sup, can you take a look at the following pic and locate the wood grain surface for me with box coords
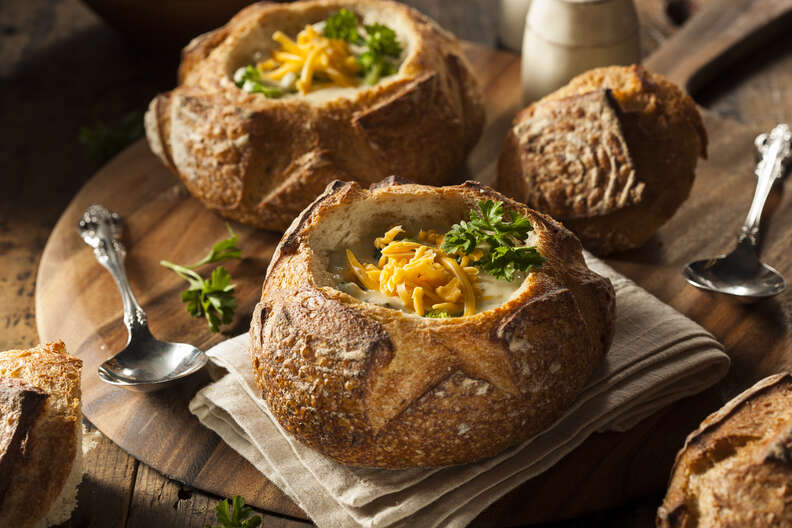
[4,0,792,526]
[645,0,792,93]
[34,32,792,525]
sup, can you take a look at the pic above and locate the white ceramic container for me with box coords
[521,0,640,103]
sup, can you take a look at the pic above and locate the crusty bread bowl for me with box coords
[0,341,83,528]
[497,65,707,255]
[657,373,792,528]
[249,178,615,468]
[145,0,485,231]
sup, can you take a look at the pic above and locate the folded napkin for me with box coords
[189,255,730,528]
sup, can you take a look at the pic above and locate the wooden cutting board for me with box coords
[35,1,792,525]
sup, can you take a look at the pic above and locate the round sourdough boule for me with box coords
[657,373,792,528]
[145,0,485,231]
[248,178,615,468]
[497,65,707,255]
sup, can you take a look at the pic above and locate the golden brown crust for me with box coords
[0,341,82,528]
[145,0,485,231]
[657,373,792,528]
[497,65,707,255]
[249,179,614,468]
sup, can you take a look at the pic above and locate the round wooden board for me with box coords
[35,42,792,525]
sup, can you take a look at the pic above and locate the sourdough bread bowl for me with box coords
[0,341,83,528]
[249,178,615,468]
[145,0,485,231]
[497,65,707,255]
[657,373,792,528]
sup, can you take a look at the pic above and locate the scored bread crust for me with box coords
[497,65,707,255]
[249,178,615,468]
[0,341,82,528]
[657,373,792,528]
[145,0,485,231]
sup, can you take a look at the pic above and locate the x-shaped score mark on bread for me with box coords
[250,180,613,467]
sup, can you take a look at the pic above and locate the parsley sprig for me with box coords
[442,200,545,281]
[323,10,402,85]
[79,111,144,164]
[205,495,261,528]
[160,225,242,333]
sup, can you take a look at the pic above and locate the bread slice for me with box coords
[657,373,792,527]
[0,379,48,499]
[0,341,83,528]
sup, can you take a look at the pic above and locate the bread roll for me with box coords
[0,341,83,528]
[497,65,707,255]
[145,0,484,231]
[657,373,792,528]
[249,178,614,468]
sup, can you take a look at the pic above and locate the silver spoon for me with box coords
[78,205,207,392]
[684,123,791,301]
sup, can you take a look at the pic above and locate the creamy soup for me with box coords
[330,235,533,318]
[334,265,526,315]
[233,9,404,99]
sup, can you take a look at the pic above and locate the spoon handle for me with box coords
[78,205,149,338]
[740,124,792,246]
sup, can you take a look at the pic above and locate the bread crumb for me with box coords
[81,423,102,454]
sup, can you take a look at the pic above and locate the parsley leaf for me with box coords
[323,8,361,43]
[79,111,144,164]
[479,245,544,281]
[442,200,544,281]
[195,224,242,266]
[234,65,284,98]
[161,226,242,333]
[205,495,262,528]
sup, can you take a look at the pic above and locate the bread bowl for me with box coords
[657,372,792,528]
[145,0,485,231]
[497,65,707,255]
[249,178,615,468]
[0,341,83,528]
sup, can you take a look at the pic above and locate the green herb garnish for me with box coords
[79,111,144,164]
[424,309,459,319]
[160,225,242,333]
[323,8,361,43]
[364,23,402,57]
[205,495,261,528]
[358,23,402,85]
[442,200,544,281]
[194,227,243,265]
[322,10,402,85]
[234,65,284,98]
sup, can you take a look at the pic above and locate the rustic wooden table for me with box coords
[2,0,791,526]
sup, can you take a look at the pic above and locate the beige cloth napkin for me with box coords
[188,256,730,528]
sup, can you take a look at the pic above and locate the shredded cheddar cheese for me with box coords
[345,228,481,317]
[258,24,360,94]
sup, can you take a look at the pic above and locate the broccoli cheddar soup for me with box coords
[333,200,545,317]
